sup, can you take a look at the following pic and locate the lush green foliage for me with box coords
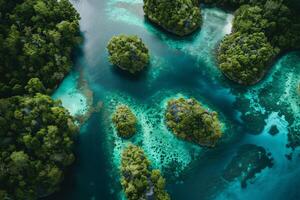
[165,98,222,147]
[233,3,300,50]
[214,0,300,84]
[121,144,170,200]
[112,105,137,138]
[218,32,278,84]
[0,0,80,97]
[107,35,150,73]
[0,94,78,199]
[143,0,202,36]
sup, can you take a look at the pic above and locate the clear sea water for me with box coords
[47,0,300,199]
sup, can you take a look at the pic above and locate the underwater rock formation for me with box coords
[223,144,273,188]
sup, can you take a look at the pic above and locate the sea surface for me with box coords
[47,0,300,199]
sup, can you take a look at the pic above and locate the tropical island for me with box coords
[120,144,170,200]
[165,97,222,147]
[207,0,300,85]
[0,0,80,198]
[143,0,202,36]
[112,105,137,138]
[0,94,78,199]
[107,35,150,74]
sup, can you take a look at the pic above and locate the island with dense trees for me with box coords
[0,94,78,199]
[143,0,202,36]
[0,0,81,97]
[218,32,277,84]
[107,35,150,74]
[120,144,170,200]
[0,0,80,199]
[203,0,300,84]
[165,97,222,147]
[112,105,137,138]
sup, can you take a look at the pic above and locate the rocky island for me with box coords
[165,97,222,147]
[120,144,170,200]
[143,0,202,36]
[112,105,137,138]
[107,35,150,74]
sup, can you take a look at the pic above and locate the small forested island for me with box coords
[210,0,300,84]
[120,144,170,200]
[165,97,222,147]
[112,105,137,138]
[143,0,202,36]
[0,0,81,97]
[0,94,78,199]
[218,32,277,84]
[107,35,150,74]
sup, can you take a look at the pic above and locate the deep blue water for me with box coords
[48,0,300,199]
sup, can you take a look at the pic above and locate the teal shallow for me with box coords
[48,0,300,199]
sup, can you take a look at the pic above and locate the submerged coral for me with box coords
[165,97,222,147]
[120,144,170,200]
[223,144,273,188]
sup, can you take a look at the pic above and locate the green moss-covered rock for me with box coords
[143,0,202,36]
[112,105,137,138]
[107,35,150,74]
[165,97,222,147]
[121,144,170,200]
[217,32,278,85]
[0,94,78,199]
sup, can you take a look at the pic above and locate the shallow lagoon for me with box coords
[48,0,300,199]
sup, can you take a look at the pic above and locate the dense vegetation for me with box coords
[0,94,78,199]
[143,0,202,36]
[218,32,277,84]
[165,98,222,147]
[112,105,137,138]
[208,0,300,84]
[107,35,150,74]
[0,0,80,199]
[0,0,81,97]
[121,144,170,200]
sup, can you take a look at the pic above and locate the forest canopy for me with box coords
[165,98,222,147]
[0,94,78,199]
[0,0,81,98]
[143,0,202,36]
[213,0,300,84]
[112,105,137,138]
[121,144,170,200]
[218,32,278,84]
[107,35,150,74]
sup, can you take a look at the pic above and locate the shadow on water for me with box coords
[45,114,116,200]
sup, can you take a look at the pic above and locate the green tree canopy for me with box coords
[0,0,80,98]
[0,94,78,199]
[107,35,150,74]
[143,0,202,36]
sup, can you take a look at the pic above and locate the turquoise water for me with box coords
[48,0,300,199]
